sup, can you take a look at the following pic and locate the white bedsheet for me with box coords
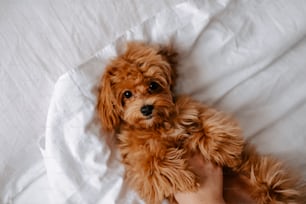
[0,0,180,203]
[1,0,306,203]
[43,0,306,203]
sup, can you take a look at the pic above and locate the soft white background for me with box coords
[0,0,180,203]
[1,0,306,203]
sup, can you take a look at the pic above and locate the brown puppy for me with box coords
[97,42,304,204]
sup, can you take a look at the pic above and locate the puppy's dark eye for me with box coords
[149,81,160,91]
[123,91,132,99]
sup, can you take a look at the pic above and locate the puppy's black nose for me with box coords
[140,105,154,116]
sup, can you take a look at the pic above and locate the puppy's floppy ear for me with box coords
[97,70,121,132]
[157,45,178,90]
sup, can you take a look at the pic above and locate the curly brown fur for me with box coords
[97,42,305,204]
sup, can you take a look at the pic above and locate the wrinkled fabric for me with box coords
[43,0,306,203]
[0,0,181,203]
[2,0,306,203]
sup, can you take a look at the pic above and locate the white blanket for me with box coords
[2,0,306,203]
[0,0,180,203]
[43,0,306,203]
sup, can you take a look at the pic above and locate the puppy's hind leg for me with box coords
[128,147,198,204]
[237,145,304,204]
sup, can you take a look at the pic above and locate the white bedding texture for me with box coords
[1,0,306,203]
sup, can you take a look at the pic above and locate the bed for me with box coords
[1,0,306,203]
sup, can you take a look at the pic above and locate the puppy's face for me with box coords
[98,42,177,131]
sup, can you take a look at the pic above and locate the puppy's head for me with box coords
[98,42,177,132]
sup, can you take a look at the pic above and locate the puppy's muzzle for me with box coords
[140,105,154,116]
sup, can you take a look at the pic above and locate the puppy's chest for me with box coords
[119,122,203,154]
[164,122,203,147]
[168,107,204,138]
[150,125,200,150]
[118,105,204,157]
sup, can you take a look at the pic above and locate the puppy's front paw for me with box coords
[187,133,242,168]
[186,109,244,168]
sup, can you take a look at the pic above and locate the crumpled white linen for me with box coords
[43,0,306,203]
[0,0,182,203]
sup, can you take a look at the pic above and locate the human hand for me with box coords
[174,152,256,204]
[174,153,225,204]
